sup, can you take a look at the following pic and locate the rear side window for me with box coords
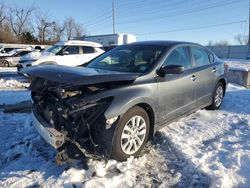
[65,46,80,55]
[191,47,210,66]
[82,46,95,54]
[163,47,191,68]
[18,51,30,56]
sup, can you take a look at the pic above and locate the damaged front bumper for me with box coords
[32,105,65,149]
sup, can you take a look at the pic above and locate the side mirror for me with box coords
[158,64,184,76]
[62,51,69,55]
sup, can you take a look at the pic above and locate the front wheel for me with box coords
[207,82,224,110]
[111,106,150,161]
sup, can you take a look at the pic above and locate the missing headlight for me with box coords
[106,116,118,129]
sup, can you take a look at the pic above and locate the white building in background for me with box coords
[83,33,136,47]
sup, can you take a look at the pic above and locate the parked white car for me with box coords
[17,40,104,71]
[0,47,19,54]
[0,48,33,67]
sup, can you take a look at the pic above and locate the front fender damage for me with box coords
[30,77,122,166]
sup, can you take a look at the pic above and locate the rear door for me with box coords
[59,46,81,66]
[190,46,217,107]
[80,46,99,64]
[157,46,197,122]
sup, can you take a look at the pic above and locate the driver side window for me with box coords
[163,47,191,68]
[64,46,80,55]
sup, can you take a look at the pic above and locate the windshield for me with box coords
[8,49,18,55]
[87,45,165,73]
[46,45,64,54]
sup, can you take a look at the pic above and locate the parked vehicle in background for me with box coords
[17,40,104,71]
[0,47,19,54]
[0,49,33,67]
[22,41,227,163]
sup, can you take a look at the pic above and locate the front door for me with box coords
[157,46,197,123]
[190,46,217,107]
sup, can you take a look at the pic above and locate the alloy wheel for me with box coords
[120,115,147,155]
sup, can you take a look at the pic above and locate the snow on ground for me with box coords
[0,73,250,187]
[0,78,30,89]
[0,90,30,105]
[224,59,250,71]
[0,68,30,89]
[0,67,17,73]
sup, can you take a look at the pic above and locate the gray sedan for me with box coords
[22,41,227,163]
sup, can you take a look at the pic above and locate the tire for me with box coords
[111,106,150,161]
[2,60,10,67]
[206,82,224,110]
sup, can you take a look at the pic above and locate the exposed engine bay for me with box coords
[30,77,121,165]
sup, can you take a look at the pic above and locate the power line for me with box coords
[137,20,247,36]
[118,0,209,16]
[117,0,243,25]
[84,14,112,28]
[117,0,197,14]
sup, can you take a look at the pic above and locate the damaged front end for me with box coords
[30,77,119,164]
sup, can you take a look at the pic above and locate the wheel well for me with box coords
[218,79,226,96]
[136,103,155,139]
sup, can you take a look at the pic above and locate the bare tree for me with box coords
[64,17,84,39]
[51,22,65,42]
[0,3,6,26]
[36,14,55,44]
[234,34,248,45]
[214,40,230,47]
[9,6,35,40]
[74,23,85,38]
[64,17,75,39]
[0,23,15,43]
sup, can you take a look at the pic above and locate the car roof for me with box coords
[16,48,32,51]
[130,40,199,47]
[54,40,103,47]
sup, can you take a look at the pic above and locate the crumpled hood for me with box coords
[21,65,139,86]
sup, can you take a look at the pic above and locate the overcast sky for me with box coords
[1,0,248,45]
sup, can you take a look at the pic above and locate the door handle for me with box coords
[191,75,197,81]
[212,67,217,73]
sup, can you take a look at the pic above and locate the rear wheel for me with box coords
[2,60,10,67]
[111,106,150,161]
[207,82,224,110]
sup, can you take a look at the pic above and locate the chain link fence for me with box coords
[207,45,250,59]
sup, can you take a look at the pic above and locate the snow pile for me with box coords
[224,59,250,71]
[0,67,17,73]
[0,78,30,89]
[0,84,249,187]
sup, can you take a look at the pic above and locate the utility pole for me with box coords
[248,0,250,44]
[112,0,116,34]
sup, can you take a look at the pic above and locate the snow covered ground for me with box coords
[0,67,17,73]
[0,69,250,187]
[0,67,29,90]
